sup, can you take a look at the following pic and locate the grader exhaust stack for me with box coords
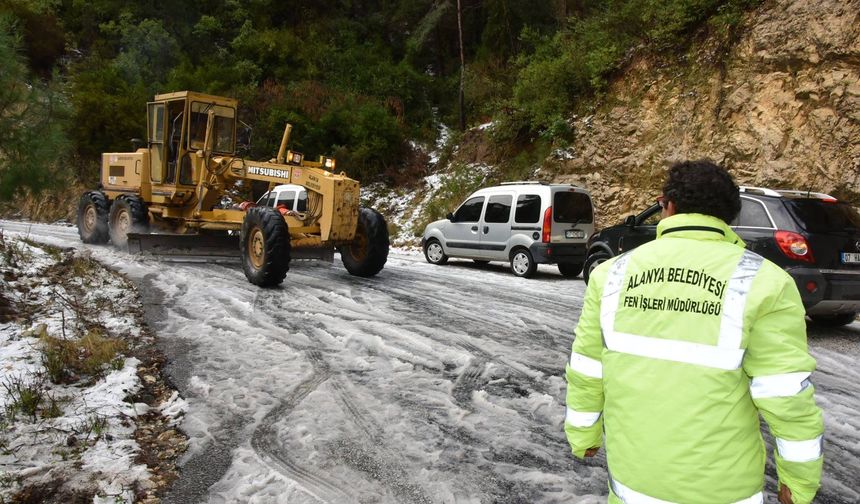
[76,91,388,286]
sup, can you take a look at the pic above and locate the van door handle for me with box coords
[483,226,489,233]
[471,226,478,232]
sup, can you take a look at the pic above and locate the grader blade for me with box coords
[126,233,336,263]
[127,233,240,263]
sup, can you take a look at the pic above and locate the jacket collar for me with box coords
[656,213,746,247]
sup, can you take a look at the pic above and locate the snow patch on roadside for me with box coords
[0,235,170,503]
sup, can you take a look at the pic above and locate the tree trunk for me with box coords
[457,0,466,131]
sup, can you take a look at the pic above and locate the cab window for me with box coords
[147,103,165,183]
[188,102,236,153]
[454,197,484,223]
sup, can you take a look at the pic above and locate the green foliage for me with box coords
[2,373,46,422]
[0,16,69,201]
[503,0,760,138]
[415,161,490,235]
[0,0,761,196]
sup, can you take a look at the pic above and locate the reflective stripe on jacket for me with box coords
[565,213,824,504]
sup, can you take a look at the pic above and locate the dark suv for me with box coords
[584,186,860,326]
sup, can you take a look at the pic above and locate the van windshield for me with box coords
[786,200,860,233]
[554,192,593,223]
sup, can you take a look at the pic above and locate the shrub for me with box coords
[2,374,46,422]
[40,329,127,384]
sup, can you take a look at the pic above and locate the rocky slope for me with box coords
[541,0,860,226]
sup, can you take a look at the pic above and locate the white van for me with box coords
[421,182,594,278]
[256,184,308,213]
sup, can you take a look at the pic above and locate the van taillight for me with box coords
[774,230,814,263]
[542,207,552,243]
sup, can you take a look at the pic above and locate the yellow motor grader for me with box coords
[76,91,389,286]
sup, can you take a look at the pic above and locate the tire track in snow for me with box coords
[249,349,354,503]
[327,378,434,504]
[251,296,436,504]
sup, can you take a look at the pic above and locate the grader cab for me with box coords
[76,91,389,286]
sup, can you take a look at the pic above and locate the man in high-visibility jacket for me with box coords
[565,160,823,504]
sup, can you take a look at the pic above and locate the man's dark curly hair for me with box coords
[662,160,741,223]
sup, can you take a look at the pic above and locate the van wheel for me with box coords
[558,263,583,278]
[583,251,610,285]
[510,248,536,278]
[424,239,448,265]
[809,313,857,327]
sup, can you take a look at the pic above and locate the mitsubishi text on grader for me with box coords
[76,91,389,286]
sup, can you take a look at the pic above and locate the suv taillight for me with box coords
[774,230,815,263]
[542,207,552,243]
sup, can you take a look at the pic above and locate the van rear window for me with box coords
[554,192,593,223]
[786,200,860,233]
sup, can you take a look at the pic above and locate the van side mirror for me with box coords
[130,138,144,150]
[624,215,636,227]
[446,212,455,222]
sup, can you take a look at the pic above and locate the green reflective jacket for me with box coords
[565,213,824,504]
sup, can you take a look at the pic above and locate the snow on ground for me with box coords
[364,161,496,248]
[2,220,859,504]
[0,231,183,503]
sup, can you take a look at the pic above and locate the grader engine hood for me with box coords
[224,159,361,243]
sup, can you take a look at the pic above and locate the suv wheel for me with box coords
[510,248,536,278]
[583,251,611,284]
[809,313,857,327]
[558,263,583,278]
[424,239,448,265]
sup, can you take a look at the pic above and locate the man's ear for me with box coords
[665,201,677,216]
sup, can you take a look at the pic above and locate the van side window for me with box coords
[515,194,541,223]
[454,196,485,223]
[485,195,513,223]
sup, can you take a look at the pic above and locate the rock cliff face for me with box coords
[551,0,860,227]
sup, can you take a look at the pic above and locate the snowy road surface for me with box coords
[3,220,859,504]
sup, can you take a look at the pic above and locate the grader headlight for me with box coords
[286,150,303,165]
[324,157,336,170]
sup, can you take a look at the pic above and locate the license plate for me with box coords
[841,252,860,264]
[565,229,585,239]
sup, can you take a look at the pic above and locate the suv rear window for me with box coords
[554,192,593,223]
[786,200,860,233]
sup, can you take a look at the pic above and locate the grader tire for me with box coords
[77,191,110,244]
[241,207,291,287]
[340,208,389,277]
[108,195,149,248]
